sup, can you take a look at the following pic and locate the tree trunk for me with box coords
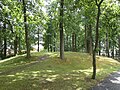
[47,34,50,52]
[118,36,120,59]
[106,29,109,57]
[0,38,2,59]
[23,0,31,58]
[89,24,93,54]
[3,23,7,59]
[75,34,77,51]
[98,40,101,56]
[85,25,87,52]
[48,43,50,52]
[50,43,52,52]
[70,35,72,51]
[4,37,7,59]
[18,34,21,54]
[92,0,104,79]
[37,29,40,52]
[77,36,80,51]
[50,34,52,52]
[112,46,114,59]
[85,24,93,54]
[72,33,77,52]
[14,35,18,56]
[92,50,96,79]
[59,0,64,60]
[50,46,52,52]
[72,33,75,52]
[54,33,56,52]
[66,35,68,51]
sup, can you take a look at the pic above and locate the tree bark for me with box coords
[3,38,7,58]
[92,0,104,79]
[66,35,68,51]
[59,0,64,60]
[14,35,18,56]
[98,40,101,56]
[54,33,56,52]
[75,34,77,51]
[85,25,87,52]
[106,29,109,57]
[89,24,93,54]
[37,29,40,52]
[0,38,2,59]
[85,24,93,54]
[118,36,120,59]
[72,33,77,52]
[112,46,114,59]
[50,34,52,52]
[18,34,21,54]
[3,23,7,59]
[72,33,75,52]
[47,34,50,52]
[22,0,31,58]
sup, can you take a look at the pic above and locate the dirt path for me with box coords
[91,71,120,90]
[0,55,49,75]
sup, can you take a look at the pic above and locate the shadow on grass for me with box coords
[0,69,95,90]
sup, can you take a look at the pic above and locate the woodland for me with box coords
[0,0,120,89]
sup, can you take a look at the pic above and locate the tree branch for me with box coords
[95,0,99,6]
[99,0,104,6]
[95,0,104,6]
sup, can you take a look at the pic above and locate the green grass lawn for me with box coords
[0,52,120,90]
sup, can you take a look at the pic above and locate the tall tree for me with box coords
[85,24,93,54]
[92,0,104,79]
[72,32,75,52]
[118,36,120,59]
[37,28,40,52]
[22,0,31,58]
[59,0,64,60]
[3,23,7,59]
[14,35,18,56]
[106,29,110,57]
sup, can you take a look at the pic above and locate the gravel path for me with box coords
[92,71,120,90]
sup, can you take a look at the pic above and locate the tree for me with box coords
[118,36,120,58]
[85,24,93,54]
[92,0,104,79]
[22,0,31,58]
[0,0,45,60]
[3,23,7,59]
[59,0,64,60]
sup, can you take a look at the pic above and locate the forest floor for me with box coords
[0,52,120,90]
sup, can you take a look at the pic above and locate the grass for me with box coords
[0,51,48,73]
[0,52,120,90]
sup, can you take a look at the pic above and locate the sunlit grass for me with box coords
[0,52,120,90]
[0,51,48,73]
[0,54,26,63]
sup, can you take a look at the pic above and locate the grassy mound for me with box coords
[0,52,120,90]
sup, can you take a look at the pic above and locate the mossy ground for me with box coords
[0,52,120,90]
